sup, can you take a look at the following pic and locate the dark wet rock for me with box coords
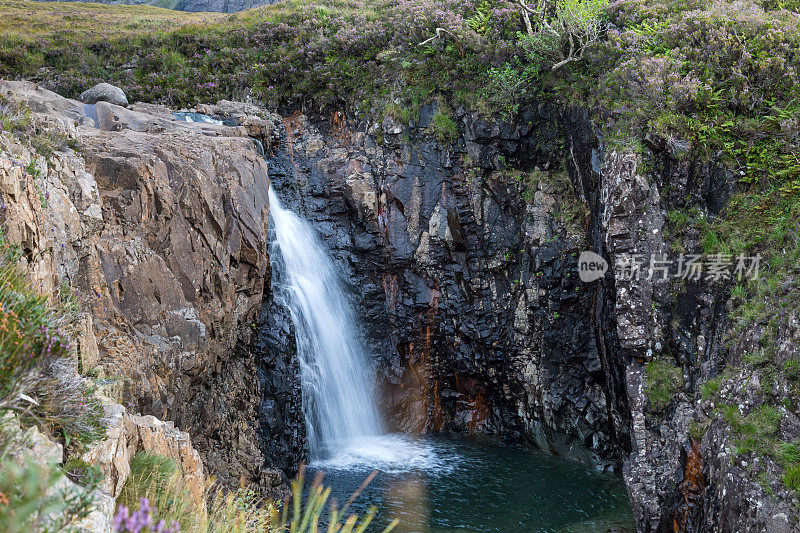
[254,262,309,480]
[260,101,798,532]
[263,107,627,471]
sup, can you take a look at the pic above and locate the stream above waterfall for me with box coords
[309,433,634,533]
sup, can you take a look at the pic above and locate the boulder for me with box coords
[79,83,128,107]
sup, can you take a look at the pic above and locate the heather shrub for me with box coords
[0,233,105,444]
[0,237,69,405]
[114,498,180,533]
[597,0,800,161]
[0,0,525,111]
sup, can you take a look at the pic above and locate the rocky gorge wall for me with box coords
[4,76,797,533]
[0,81,278,492]
[262,103,631,471]
[261,101,799,531]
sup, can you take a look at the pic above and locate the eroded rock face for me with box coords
[263,102,799,531]
[4,77,796,532]
[124,413,206,508]
[596,143,799,532]
[264,103,630,470]
[0,81,275,489]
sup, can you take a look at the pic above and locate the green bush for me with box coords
[0,419,96,533]
[0,459,95,532]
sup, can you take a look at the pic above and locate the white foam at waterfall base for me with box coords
[311,434,460,476]
[268,186,459,477]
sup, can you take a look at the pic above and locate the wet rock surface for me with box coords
[3,77,797,532]
[263,102,799,531]
[264,104,629,470]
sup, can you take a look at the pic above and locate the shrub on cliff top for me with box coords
[0,0,524,111]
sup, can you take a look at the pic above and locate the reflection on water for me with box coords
[308,434,634,533]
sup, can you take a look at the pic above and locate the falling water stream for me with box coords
[267,186,385,458]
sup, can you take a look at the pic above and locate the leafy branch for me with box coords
[512,0,608,70]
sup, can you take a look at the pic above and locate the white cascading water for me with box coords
[268,186,385,460]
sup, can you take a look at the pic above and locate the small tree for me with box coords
[513,0,608,70]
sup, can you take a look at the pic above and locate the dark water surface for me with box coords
[308,434,634,533]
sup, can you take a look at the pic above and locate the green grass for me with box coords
[783,463,800,496]
[427,105,458,144]
[117,451,201,532]
[700,375,723,401]
[718,403,800,495]
[645,358,684,414]
[0,0,222,44]
[118,452,398,532]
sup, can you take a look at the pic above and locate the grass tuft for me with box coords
[645,358,684,414]
[117,451,201,532]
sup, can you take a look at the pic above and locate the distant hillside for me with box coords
[33,0,281,13]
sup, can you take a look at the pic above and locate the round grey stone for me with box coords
[79,83,128,107]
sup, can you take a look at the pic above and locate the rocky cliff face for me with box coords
[601,145,799,531]
[263,104,630,470]
[0,81,276,490]
[262,102,798,530]
[4,77,796,532]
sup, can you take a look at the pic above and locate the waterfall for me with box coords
[267,186,384,460]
